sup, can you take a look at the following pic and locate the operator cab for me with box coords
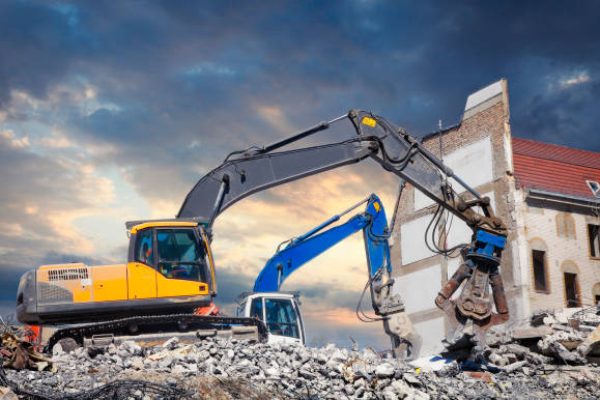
[237,292,305,345]
[126,220,217,300]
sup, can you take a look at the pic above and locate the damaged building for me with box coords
[391,79,600,355]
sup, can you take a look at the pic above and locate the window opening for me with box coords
[592,283,600,305]
[586,180,600,198]
[564,273,581,308]
[589,225,600,258]
[532,250,548,292]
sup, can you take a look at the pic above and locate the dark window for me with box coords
[250,297,263,320]
[532,250,548,292]
[589,225,600,258]
[564,273,581,308]
[595,294,600,305]
[135,229,154,266]
[264,298,300,339]
[586,180,600,198]
[156,229,208,281]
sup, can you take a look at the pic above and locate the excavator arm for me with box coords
[252,195,386,292]
[252,194,401,312]
[179,110,509,351]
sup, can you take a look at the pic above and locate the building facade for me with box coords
[391,79,600,356]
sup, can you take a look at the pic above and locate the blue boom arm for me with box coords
[253,194,391,293]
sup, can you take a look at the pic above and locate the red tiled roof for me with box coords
[512,137,600,200]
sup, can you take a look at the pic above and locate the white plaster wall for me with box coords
[447,258,461,280]
[394,264,441,313]
[400,214,436,264]
[465,81,503,111]
[413,317,446,356]
[445,218,473,250]
[414,137,493,210]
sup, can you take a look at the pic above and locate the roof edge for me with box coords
[526,188,600,208]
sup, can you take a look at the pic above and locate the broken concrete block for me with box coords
[500,343,531,359]
[374,363,395,378]
[512,326,553,340]
[541,341,586,364]
[577,324,600,359]
[503,360,527,373]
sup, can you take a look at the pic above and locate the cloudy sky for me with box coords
[1,0,599,349]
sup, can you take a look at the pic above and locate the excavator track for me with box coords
[45,314,268,353]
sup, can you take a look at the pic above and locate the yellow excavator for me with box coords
[17,220,271,350]
[16,110,509,354]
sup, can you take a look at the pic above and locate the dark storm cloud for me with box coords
[0,1,88,103]
[3,1,599,179]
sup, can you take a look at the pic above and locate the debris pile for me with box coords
[0,332,598,400]
[1,307,600,399]
[484,306,600,370]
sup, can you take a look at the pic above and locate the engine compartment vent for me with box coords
[48,267,89,281]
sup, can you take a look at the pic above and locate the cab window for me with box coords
[155,229,208,282]
[264,298,299,339]
[236,300,247,317]
[250,297,263,319]
[134,229,154,266]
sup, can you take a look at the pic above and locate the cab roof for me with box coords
[125,218,208,234]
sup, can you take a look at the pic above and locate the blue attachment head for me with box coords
[467,229,507,266]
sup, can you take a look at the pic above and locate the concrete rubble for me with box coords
[484,306,600,368]
[0,307,599,399]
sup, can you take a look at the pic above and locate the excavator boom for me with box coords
[178,110,504,236]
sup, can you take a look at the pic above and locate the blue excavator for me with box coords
[238,193,415,354]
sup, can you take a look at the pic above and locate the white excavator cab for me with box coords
[237,292,305,345]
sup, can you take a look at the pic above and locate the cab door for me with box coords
[128,228,157,299]
[262,296,304,345]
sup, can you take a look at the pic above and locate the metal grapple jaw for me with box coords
[435,230,509,350]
